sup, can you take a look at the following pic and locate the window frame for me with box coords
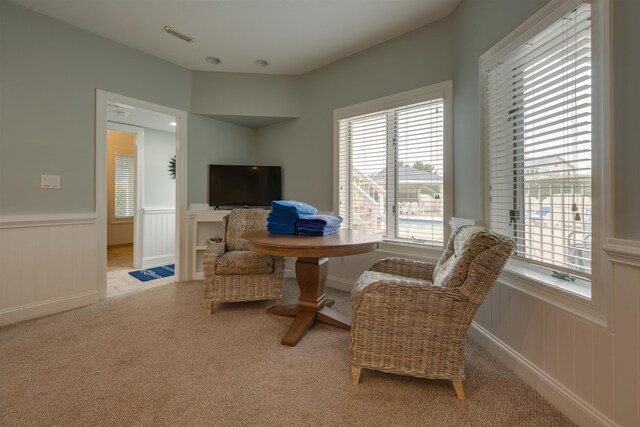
[114,152,135,220]
[479,0,612,326]
[108,143,136,225]
[333,81,453,253]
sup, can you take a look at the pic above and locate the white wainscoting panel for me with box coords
[468,238,640,427]
[141,208,175,268]
[0,214,99,326]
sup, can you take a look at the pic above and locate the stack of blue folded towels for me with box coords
[267,200,318,235]
[297,215,344,236]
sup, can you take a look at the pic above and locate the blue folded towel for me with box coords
[297,215,343,229]
[267,200,317,235]
[267,212,305,222]
[298,226,340,236]
[267,222,294,229]
[297,215,343,236]
[267,222,297,234]
[268,228,294,232]
[268,228,295,235]
[268,211,296,218]
[268,224,293,231]
[267,216,295,226]
[271,200,317,216]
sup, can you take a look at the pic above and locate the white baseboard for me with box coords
[0,291,100,326]
[326,275,353,292]
[141,255,175,269]
[285,272,353,292]
[469,323,616,427]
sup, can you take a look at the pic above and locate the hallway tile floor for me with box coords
[107,245,174,298]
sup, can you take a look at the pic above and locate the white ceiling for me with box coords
[107,103,177,133]
[11,0,461,75]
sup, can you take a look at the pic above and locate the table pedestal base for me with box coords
[267,257,350,346]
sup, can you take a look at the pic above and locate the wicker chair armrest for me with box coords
[369,257,436,281]
[353,278,459,305]
[203,242,226,282]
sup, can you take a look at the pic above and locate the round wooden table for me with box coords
[243,229,381,347]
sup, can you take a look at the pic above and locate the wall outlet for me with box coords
[41,175,60,189]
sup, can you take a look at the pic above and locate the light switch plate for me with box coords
[41,175,60,189]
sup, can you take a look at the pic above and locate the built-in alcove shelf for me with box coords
[187,207,231,280]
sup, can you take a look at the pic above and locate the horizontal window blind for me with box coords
[486,3,592,276]
[115,153,135,218]
[338,98,444,245]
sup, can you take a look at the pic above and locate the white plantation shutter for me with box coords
[486,3,592,277]
[338,98,445,245]
[115,153,135,218]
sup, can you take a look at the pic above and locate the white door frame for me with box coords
[96,90,188,300]
[106,122,145,268]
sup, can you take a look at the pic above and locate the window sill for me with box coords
[499,260,607,327]
[378,239,442,262]
[505,260,591,299]
[110,217,133,225]
[378,238,607,326]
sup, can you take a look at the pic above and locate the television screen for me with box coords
[208,165,282,208]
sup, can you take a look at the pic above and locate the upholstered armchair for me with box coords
[350,226,514,399]
[203,209,285,314]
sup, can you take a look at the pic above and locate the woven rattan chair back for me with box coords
[350,226,514,399]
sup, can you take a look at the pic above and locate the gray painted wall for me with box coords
[613,0,640,239]
[0,0,188,214]
[187,113,257,206]
[451,0,639,238]
[256,19,452,211]
[254,1,550,215]
[256,0,639,239]
[191,72,302,119]
[449,0,550,220]
[0,0,255,215]
[143,128,176,208]
[2,0,638,240]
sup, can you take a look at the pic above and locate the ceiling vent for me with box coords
[162,26,194,43]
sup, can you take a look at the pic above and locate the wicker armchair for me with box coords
[350,226,514,399]
[203,209,284,314]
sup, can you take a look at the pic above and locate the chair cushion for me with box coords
[216,251,274,275]
[225,209,269,251]
[432,226,502,288]
[352,270,433,296]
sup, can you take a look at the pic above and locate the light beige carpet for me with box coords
[0,279,574,426]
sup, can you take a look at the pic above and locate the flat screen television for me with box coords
[208,164,282,208]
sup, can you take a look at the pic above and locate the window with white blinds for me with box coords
[115,153,135,218]
[337,89,448,246]
[485,3,592,278]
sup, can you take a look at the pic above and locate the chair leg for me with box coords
[274,298,282,306]
[206,302,214,315]
[351,366,362,385]
[452,380,465,400]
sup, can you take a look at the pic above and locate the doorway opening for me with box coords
[96,90,187,300]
